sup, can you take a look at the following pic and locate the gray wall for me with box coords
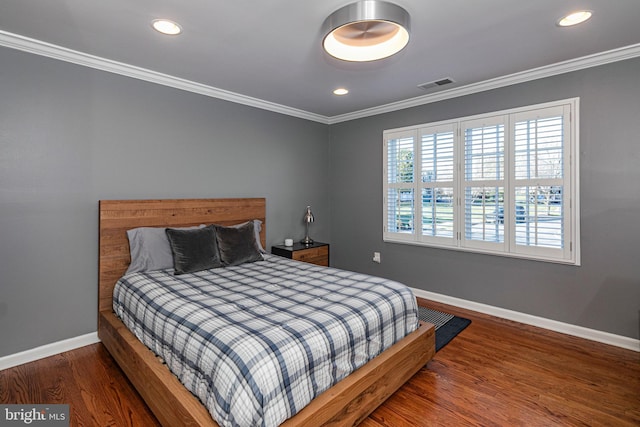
[1,45,638,359]
[0,46,330,357]
[329,57,640,340]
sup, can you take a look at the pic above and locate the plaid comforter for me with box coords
[113,254,419,427]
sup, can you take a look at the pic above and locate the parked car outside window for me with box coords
[486,205,526,224]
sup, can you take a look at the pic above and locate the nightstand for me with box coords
[271,242,330,267]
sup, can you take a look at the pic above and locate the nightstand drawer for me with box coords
[292,246,329,265]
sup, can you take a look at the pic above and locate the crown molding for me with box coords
[328,43,640,124]
[0,30,330,124]
[1,30,638,126]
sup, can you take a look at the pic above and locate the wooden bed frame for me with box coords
[98,198,435,426]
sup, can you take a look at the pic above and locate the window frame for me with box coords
[383,98,580,265]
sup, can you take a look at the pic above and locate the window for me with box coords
[383,99,580,265]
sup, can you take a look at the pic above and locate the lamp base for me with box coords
[301,236,314,245]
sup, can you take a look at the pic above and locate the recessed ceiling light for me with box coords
[333,88,349,96]
[152,19,182,35]
[557,10,593,27]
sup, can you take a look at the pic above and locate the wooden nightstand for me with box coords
[271,242,330,267]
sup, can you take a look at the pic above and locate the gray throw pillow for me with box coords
[229,219,266,253]
[215,221,264,266]
[165,225,222,275]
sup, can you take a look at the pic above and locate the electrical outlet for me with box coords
[372,252,381,263]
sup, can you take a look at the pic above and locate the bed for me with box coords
[98,198,435,426]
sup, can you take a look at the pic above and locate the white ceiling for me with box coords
[1,0,640,122]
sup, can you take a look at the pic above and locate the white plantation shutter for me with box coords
[419,124,456,244]
[383,99,579,265]
[511,106,572,260]
[462,117,506,251]
[384,130,417,240]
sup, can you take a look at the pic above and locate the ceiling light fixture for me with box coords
[323,1,410,62]
[333,88,349,95]
[152,19,182,35]
[557,10,593,27]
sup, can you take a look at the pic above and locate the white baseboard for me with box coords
[412,288,640,352]
[0,332,100,371]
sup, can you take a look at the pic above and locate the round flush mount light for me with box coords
[557,10,593,27]
[323,1,410,62]
[333,88,349,95]
[152,19,182,35]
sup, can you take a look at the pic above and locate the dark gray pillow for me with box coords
[229,219,266,253]
[165,225,222,275]
[215,221,264,266]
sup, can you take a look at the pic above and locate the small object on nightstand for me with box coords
[284,238,294,247]
[272,241,329,267]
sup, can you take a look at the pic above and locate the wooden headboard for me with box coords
[98,198,266,312]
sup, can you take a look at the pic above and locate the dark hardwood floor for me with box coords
[0,339,159,426]
[1,299,638,426]
[366,299,639,426]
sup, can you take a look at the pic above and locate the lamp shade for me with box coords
[304,206,314,223]
[323,1,410,62]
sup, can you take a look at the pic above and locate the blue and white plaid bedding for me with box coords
[113,254,419,427]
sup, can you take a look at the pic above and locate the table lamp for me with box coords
[301,206,314,245]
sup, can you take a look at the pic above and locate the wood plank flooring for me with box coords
[366,299,640,426]
[1,299,638,426]
[0,341,158,426]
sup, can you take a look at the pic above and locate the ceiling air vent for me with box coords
[417,77,455,90]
